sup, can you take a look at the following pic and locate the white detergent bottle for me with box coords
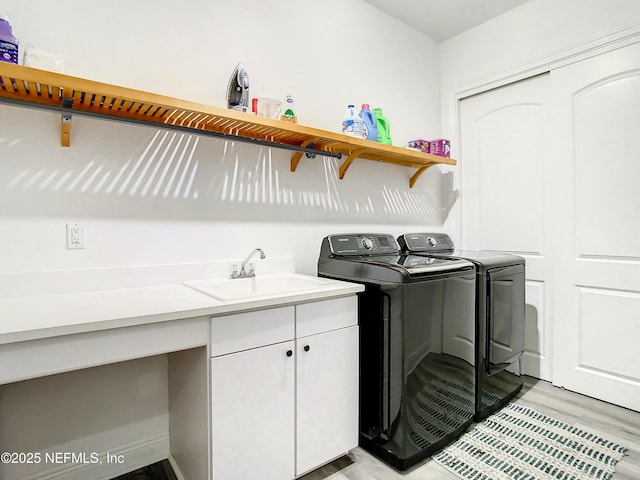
[342,104,366,138]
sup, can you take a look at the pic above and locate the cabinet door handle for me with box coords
[286,350,293,357]
[304,345,310,352]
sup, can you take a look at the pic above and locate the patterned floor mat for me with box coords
[433,403,628,480]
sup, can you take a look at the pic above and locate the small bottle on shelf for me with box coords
[360,104,378,141]
[342,104,366,138]
[0,15,19,64]
[372,107,392,144]
[280,94,297,123]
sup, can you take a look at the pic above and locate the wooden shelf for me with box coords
[0,63,456,187]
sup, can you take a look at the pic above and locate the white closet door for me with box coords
[460,74,553,381]
[549,41,640,411]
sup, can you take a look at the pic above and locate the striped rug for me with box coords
[433,403,628,480]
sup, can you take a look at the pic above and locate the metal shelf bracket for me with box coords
[60,89,73,147]
[61,112,72,147]
[291,138,317,171]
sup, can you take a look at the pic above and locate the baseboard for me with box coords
[10,434,170,480]
[167,455,185,480]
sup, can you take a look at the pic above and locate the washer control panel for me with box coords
[328,234,400,256]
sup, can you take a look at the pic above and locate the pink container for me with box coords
[408,139,430,153]
[429,138,450,158]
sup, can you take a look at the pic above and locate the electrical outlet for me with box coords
[66,223,85,249]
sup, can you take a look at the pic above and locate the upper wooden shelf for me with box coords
[0,63,455,187]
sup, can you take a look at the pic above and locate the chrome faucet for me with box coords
[230,248,266,279]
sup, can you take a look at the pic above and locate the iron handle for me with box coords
[286,350,293,357]
[304,345,310,352]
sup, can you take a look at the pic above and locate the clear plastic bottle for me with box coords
[0,15,19,64]
[342,104,366,138]
[280,94,297,123]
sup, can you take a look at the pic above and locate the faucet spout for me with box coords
[231,248,266,279]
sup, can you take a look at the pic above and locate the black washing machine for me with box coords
[317,233,477,470]
[398,233,525,421]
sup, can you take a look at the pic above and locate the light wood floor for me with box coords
[302,376,640,480]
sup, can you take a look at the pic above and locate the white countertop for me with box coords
[0,260,363,346]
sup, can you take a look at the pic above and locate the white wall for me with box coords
[0,3,447,476]
[0,0,451,279]
[440,0,640,142]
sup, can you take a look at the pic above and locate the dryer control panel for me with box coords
[327,234,400,256]
[398,233,455,253]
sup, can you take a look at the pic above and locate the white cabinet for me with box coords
[210,296,359,479]
[210,306,295,480]
[211,339,296,480]
[295,325,359,476]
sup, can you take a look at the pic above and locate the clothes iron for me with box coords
[226,63,250,112]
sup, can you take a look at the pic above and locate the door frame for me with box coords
[451,21,640,102]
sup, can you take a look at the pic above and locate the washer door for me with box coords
[486,264,525,375]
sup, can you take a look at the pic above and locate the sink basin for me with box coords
[183,274,333,301]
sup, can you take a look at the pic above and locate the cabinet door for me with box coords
[295,326,359,476]
[211,341,295,480]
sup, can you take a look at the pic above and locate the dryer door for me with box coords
[486,264,525,375]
